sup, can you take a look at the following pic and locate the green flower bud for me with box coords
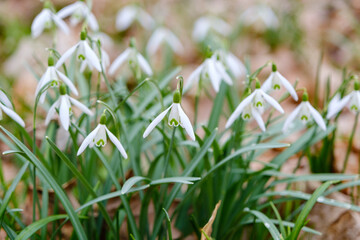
[302,91,309,101]
[80,31,87,41]
[272,63,277,72]
[255,79,261,89]
[205,46,213,59]
[59,83,67,95]
[173,90,181,103]
[48,56,54,66]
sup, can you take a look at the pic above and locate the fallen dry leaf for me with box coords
[201,200,221,240]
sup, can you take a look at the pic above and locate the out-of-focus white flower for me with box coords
[80,33,110,72]
[217,50,246,79]
[36,56,78,103]
[185,51,233,92]
[283,92,326,132]
[0,90,25,127]
[31,3,69,38]
[57,1,99,31]
[262,63,298,101]
[143,90,195,140]
[116,5,155,31]
[56,31,102,72]
[192,16,232,42]
[226,81,284,129]
[45,84,92,131]
[108,39,152,76]
[77,113,127,158]
[146,27,184,56]
[327,81,360,119]
[239,5,279,29]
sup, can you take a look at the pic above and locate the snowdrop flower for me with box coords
[239,5,279,29]
[146,27,184,56]
[77,113,127,158]
[108,39,152,76]
[31,2,69,38]
[226,81,284,129]
[80,34,110,72]
[143,90,195,140]
[192,16,232,42]
[116,5,155,31]
[327,81,360,119]
[36,56,78,103]
[0,90,25,127]
[45,84,92,131]
[57,0,99,31]
[283,92,326,132]
[262,63,298,101]
[185,51,233,92]
[56,31,102,72]
[217,50,246,79]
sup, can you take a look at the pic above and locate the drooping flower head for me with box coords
[0,89,25,127]
[116,5,155,31]
[57,0,99,31]
[239,5,279,30]
[226,80,284,131]
[283,91,326,132]
[192,16,232,42]
[143,77,195,140]
[77,112,128,158]
[261,63,298,101]
[36,55,78,103]
[56,30,102,72]
[327,79,360,119]
[216,50,246,79]
[184,48,233,92]
[146,27,184,56]
[108,38,153,77]
[31,1,70,38]
[45,83,93,131]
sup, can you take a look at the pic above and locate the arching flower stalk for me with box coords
[77,112,128,158]
[262,63,298,101]
[36,56,78,103]
[45,84,93,131]
[283,91,326,132]
[56,31,102,72]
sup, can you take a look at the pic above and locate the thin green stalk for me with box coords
[163,127,176,177]
[342,113,359,173]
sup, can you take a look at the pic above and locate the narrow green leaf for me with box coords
[244,209,282,240]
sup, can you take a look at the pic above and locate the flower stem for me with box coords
[164,127,176,177]
[342,112,359,173]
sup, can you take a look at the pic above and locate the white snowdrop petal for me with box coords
[45,100,59,125]
[214,60,232,85]
[166,30,184,55]
[178,105,195,141]
[226,53,245,78]
[77,125,100,155]
[31,10,50,38]
[105,127,128,159]
[192,18,210,42]
[326,94,351,119]
[261,91,284,113]
[282,103,302,132]
[108,48,131,75]
[137,9,155,30]
[143,105,172,138]
[184,64,203,92]
[251,107,265,132]
[59,96,70,131]
[136,53,153,76]
[69,97,93,116]
[306,102,326,130]
[87,13,99,31]
[57,2,82,18]
[207,59,221,92]
[146,28,166,56]
[225,92,256,128]
[0,103,25,127]
[278,72,298,101]
[56,44,79,68]
[83,42,102,72]
[52,13,70,34]
[0,90,12,109]
[261,72,274,93]
[115,6,137,31]
[56,70,78,96]
[212,17,232,36]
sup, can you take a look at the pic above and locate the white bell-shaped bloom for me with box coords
[226,83,284,129]
[146,27,184,56]
[115,5,155,31]
[57,1,99,31]
[36,56,78,103]
[192,16,232,42]
[31,7,69,38]
[327,89,360,119]
[45,85,92,131]
[262,64,298,101]
[108,41,152,76]
[56,31,102,72]
[217,50,246,79]
[0,90,25,127]
[143,91,195,140]
[185,53,233,92]
[283,93,326,132]
[239,5,279,29]
[77,114,127,158]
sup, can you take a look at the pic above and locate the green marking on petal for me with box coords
[50,80,59,87]
[351,105,358,111]
[273,84,280,90]
[256,102,263,108]
[96,139,105,147]
[169,119,179,126]
[78,54,85,61]
[243,114,251,119]
[301,115,308,121]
